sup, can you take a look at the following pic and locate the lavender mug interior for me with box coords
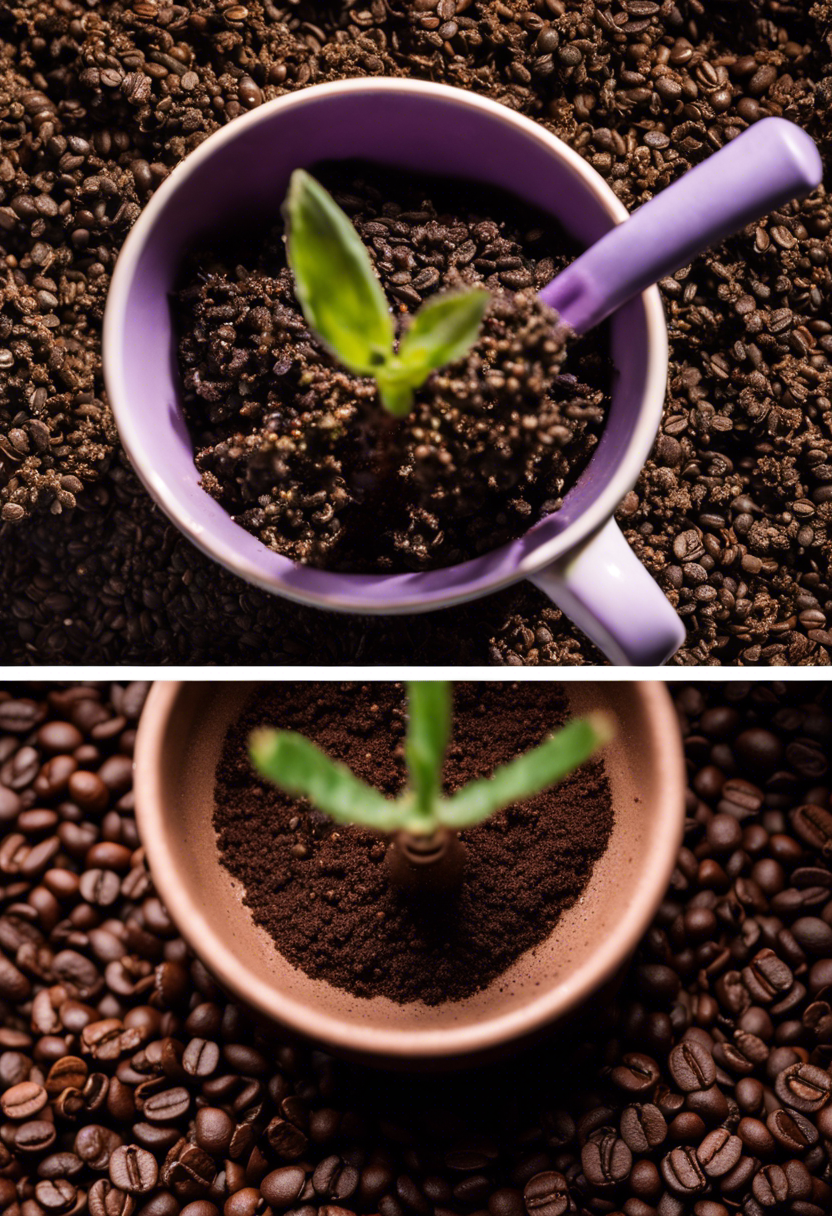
[103,79,679,664]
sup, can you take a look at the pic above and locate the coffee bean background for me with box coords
[0,4,831,664]
[2,681,832,1216]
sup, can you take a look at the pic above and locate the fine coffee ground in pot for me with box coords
[212,681,613,1004]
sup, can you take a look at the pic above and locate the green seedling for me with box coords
[250,682,613,837]
[284,170,489,418]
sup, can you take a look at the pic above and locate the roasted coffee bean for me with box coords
[620,1104,667,1152]
[260,1168,306,1211]
[163,1141,216,1198]
[668,1041,715,1092]
[54,950,100,996]
[68,772,109,813]
[89,1179,135,1216]
[1,1080,47,1119]
[488,1187,523,1216]
[223,1189,260,1216]
[661,1147,707,1195]
[736,1077,764,1114]
[82,1020,129,1060]
[75,1125,122,1171]
[522,1172,567,1216]
[312,1156,359,1202]
[195,1108,233,1157]
[0,951,31,1001]
[137,1195,181,1216]
[266,1118,307,1160]
[611,1053,660,1093]
[669,1112,706,1142]
[109,1146,159,1195]
[735,730,782,773]
[774,1063,832,1112]
[696,1129,742,1177]
[0,699,45,733]
[45,1056,87,1096]
[143,1088,190,1123]
[743,950,793,1003]
[791,806,832,851]
[751,1165,787,1207]
[792,916,832,954]
[183,1039,219,1077]
[580,1131,632,1188]
[34,1180,77,1212]
[766,1107,818,1151]
[0,1050,31,1086]
[16,1119,57,1152]
[359,1163,394,1206]
[737,1117,774,1156]
[79,869,121,907]
[83,1073,110,1112]
[39,1153,84,1181]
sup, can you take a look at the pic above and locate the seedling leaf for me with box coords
[284,169,393,376]
[250,728,402,831]
[282,174,490,417]
[405,681,451,819]
[397,288,489,381]
[437,713,614,830]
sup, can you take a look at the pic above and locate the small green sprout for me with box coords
[283,170,489,418]
[249,682,613,837]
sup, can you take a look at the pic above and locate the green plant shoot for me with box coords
[283,171,489,418]
[249,683,613,837]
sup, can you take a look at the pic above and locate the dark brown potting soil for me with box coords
[174,162,611,572]
[213,681,613,1004]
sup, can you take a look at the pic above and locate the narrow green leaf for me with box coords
[284,170,393,377]
[437,713,613,830]
[397,288,489,382]
[405,681,451,823]
[250,728,404,831]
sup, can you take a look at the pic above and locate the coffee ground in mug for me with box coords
[174,163,612,573]
[212,681,613,1004]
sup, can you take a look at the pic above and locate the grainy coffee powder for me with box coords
[213,682,613,1004]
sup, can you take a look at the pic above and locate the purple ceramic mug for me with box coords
[103,78,680,665]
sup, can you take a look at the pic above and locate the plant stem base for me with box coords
[386,828,466,895]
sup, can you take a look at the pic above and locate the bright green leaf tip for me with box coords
[282,172,489,418]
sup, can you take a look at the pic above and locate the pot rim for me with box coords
[102,77,669,615]
[134,680,686,1061]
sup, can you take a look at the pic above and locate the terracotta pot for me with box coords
[134,681,685,1067]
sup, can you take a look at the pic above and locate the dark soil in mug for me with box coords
[174,162,612,573]
[212,681,613,1004]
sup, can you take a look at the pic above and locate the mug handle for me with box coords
[528,518,686,666]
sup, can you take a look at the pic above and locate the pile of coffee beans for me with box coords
[1,1,831,660]
[2,681,832,1216]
